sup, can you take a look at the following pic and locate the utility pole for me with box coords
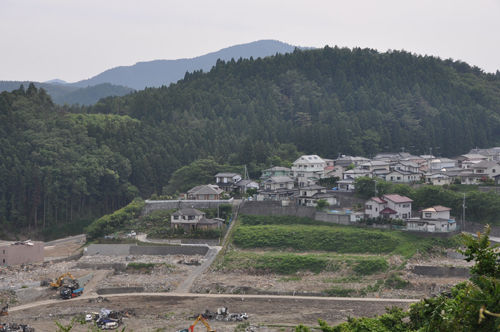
[374,179,378,197]
[462,193,466,231]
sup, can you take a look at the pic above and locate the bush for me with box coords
[323,287,356,297]
[352,258,389,275]
[384,272,410,289]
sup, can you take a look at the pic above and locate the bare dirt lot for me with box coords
[5,294,414,331]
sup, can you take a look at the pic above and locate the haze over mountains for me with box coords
[0,40,298,105]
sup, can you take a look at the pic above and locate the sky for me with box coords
[1,0,500,83]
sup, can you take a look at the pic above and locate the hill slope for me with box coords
[71,40,298,90]
[2,46,500,235]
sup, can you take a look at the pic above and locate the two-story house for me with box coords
[292,155,327,187]
[382,194,413,219]
[296,185,337,207]
[215,173,242,192]
[471,160,500,179]
[364,197,388,219]
[406,205,456,232]
[170,208,223,232]
[365,194,413,220]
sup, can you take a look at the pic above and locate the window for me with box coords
[366,205,372,210]
[402,213,408,218]
[173,216,179,220]
[2,259,4,264]
[424,212,432,218]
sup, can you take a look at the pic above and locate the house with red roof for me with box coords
[364,194,413,220]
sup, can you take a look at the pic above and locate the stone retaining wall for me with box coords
[411,265,470,278]
[143,199,234,215]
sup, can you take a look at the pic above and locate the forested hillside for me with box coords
[2,46,500,236]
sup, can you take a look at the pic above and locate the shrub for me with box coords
[384,272,410,289]
[352,258,389,275]
[323,287,356,297]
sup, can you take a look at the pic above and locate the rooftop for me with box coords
[382,194,413,203]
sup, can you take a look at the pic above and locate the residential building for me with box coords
[261,166,291,179]
[337,179,355,191]
[385,169,421,183]
[364,197,387,219]
[186,184,223,200]
[233,179,259,194]
[382,194,413,219]
[0,240,44,266]
[214,173,242,192]
[456,154,489,168]
[471,160,500,179]
[406,205,456,232]
[297,185,337,207]
[261,176,294,191]
[425,173,453,186]
[170,208,223,232]
[292,155,327,187]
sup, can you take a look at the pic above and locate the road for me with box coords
[8,291,418,314]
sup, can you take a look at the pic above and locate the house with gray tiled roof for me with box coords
[170,208,223,232]
[186,184,224,200]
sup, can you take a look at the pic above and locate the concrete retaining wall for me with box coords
[315,212,351,225]
[96,287,144,295]
[143,199,233,215]
[85,244,208,257]
[411,265,470,278]
[130,245,208,256]
[239,201,316,218]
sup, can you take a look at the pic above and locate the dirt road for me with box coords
[8,292,417,331]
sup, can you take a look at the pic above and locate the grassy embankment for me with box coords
[216,215,458,296]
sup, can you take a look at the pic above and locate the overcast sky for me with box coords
[1,0,500,83]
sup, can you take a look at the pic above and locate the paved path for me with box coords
[466,232,500,243]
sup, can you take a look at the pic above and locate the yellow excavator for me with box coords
[49,272,76,288]
[177,314,215,332]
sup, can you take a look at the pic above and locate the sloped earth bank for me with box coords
[6,294,413,331]
[194,249,472,299]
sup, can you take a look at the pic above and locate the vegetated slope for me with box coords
[92,46,500,161]
[72,40,298,90]
[0,81,133,105]
[0,85,144,234]
[234,215,457,257]
[3,46,500,236]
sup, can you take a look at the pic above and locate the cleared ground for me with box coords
[6,293,415,331]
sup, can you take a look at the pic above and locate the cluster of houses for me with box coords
[172,147,500,233]
[365,194,457,233]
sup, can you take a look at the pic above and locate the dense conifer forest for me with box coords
[1,46,500,235]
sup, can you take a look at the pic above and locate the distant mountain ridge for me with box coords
[71,40,300,90]
[0,81,133,105]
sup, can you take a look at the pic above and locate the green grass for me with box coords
[218,251,388,275]
[234,215,459,257]
[323,287,356,297]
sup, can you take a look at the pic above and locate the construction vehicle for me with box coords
[60,286,83,299]
[0,304,7,316]
[188,315,216,332]
[50,272,77,289]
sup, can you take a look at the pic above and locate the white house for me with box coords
[364,194,412,220]
[382,194,413,219]
[385,170,420,183]
[425,173,453,186]
[261,176,295,191]
[364,197,388,219]
[292,155,327,187]
[471,160,500,179]
[406,205,456,232]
